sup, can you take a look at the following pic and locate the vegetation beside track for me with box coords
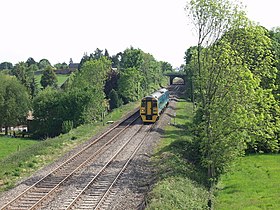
[146,100,209,209]
[216,154,280,209]
[0,101,139,192]
[146,99,280,209]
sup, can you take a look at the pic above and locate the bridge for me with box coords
[164,72,187,85]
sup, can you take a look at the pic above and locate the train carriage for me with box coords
[140,88,169,123]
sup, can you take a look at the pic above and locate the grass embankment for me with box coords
[0,101,139,192]
[146,100,209,210]
[216,154,280,210]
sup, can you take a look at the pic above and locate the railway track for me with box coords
[65,123,155,210]
[0,111,143,210]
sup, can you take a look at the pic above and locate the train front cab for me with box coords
[140,97,158,123]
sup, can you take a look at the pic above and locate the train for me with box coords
[140,88,169,123]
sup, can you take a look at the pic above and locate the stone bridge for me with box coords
[164,72,187,85]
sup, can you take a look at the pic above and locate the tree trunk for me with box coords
[5,125,8,135]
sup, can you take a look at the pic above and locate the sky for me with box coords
[0,0,279,68]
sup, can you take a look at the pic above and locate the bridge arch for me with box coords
[164,72,187,85]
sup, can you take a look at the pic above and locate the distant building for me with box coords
[69,63,79,71]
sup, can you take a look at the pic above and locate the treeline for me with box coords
[0,47,172,138]
[184,0,280,205]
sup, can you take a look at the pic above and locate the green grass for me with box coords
[0,101,139,191]
[216,154,280,210]
[34,74,69,88]
[146,100,209,210]
[0,136,38,160]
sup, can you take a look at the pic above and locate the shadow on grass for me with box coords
[153,121,209,188]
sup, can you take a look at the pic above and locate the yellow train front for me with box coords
[140,88,169,123]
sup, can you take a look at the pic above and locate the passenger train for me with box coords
[140,88,169,123]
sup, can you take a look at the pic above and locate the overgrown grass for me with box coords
[0,101,139,192]
[216,154,280,210]
[146,100,209,210]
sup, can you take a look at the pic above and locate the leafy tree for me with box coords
[104,68,119,97]
[12,62,38,97]
[186,2,279,202]
[0,74,30,135]
[186,1,252,206]
[32,87,62,138]
[0,62,13,70]
[92,48,103,60]
[38,58,51,70]
[184,46,198,101]
[120,47,143,69]
[70,57,112,122]
[118,67,144,103]
[40,66,58,88]
[54,62,68,70]
[104,49,110,58]
[160,61,173,73]
[108,89,122,110]
[270,27,280,99]
[26,57,36,67]
[111,52,122,69]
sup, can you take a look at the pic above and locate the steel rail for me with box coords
[0,111,140,210]
[94,123,155,210]
[65,124,147,209]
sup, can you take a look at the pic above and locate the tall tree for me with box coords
[0,74,30,135]
[0,62,13,70]
[12,62,37,97]
[40,66,57,88]
[70,57,112,122]
[118,67,144,103]
[186,2,279,204]
[26,57,36,67]
[38,58,51,70]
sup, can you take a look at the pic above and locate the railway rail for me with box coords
[0,110,142,210]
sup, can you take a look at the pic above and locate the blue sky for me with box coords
[0,0,279,67]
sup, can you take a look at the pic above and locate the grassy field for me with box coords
[35,74,69,87]
[0,101,139,192]
[146,100,209,210]
[216,154,280,210]
[0,136,38,160]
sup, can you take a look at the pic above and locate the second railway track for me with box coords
[0,110,145,210]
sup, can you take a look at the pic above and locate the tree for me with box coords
[118,67,144,103]
[0,62,13,70]
[32,87,62,138]
[69,57,112,122]
[186,3,279,206]
[120,47,143,69]
[26,57,36,67]
[108,89,122,110]
[12,62,38,97]
[38,58,51,70]
[160,61,173,73]
[0,74,30,135]
[40,66,58,88]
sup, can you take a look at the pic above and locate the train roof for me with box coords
[142,88,168,100]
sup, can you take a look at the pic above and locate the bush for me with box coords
[62,120,73,134]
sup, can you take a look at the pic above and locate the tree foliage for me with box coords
[40,66,58,89]
[0,74,30,135]
[186,0,279,194]
[12,62,38,98]
[0,62,13,70]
